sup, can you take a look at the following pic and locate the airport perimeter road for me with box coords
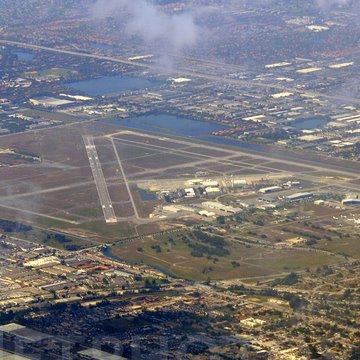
[83,136,117,224]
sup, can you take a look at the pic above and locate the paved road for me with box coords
[0,39,148,67]
[83,136,117,223]
[3,39,360,105]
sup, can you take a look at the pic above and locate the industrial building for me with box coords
[184,188,196,198]
[232,179,247,188]
[198,210,216,217]
[201,180,219,187]
[342,198,360,206]
[258,186,282,194]
[29,96,74,107]
[0,323,51,347]
[205,187,221,194]
[202,201,241,214]
[0,324,126,359]
[284,192,314,202]
[24,256,60,268]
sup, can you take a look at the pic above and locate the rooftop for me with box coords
[78,348,127,360]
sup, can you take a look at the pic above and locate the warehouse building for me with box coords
[258,186,282,194]
[205,187,221,194]
[0,323,51,347]
[201,180,219,187]
[284,192,313,202]
[184,188,196,198]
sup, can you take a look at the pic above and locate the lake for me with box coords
[103,114,227,137]
[67,75,162,96]
[200,136,266,152]
[101,114,271,152]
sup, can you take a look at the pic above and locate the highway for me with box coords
[0,39,148,68]
[3,39,360,105]
[83,136,117,224]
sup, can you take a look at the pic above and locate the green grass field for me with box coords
[315,235,360,259]
[109,230,341,281]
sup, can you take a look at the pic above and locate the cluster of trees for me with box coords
[189,242,229,258]
[64,244,82,251]
[272,272,300,287]
[44,233,72,244]
[177,231,231,258]
[150,244,162,253]
[144,277,160,290]
[193,230,227,248]
[0,219,32,233]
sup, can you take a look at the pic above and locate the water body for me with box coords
[103,114,264,150]
[100,114,360,185]
[200,136,266,152]
[139,189,158,201]
[67,75,162,96]
[14,51,34,62]
[102,247,174,277]
[102,247,124,263]
[293,117,328,130]
[103,114,227,137]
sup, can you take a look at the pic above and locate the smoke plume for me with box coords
[91,0,200,66]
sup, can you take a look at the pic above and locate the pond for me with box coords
[139,189,158,201]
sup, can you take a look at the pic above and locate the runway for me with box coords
[83,136,117,224]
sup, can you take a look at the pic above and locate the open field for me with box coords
[315,233,360,258]
[0,121,359,251]
[108,229,341,281]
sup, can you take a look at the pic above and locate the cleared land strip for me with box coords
[83,136,117,224]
